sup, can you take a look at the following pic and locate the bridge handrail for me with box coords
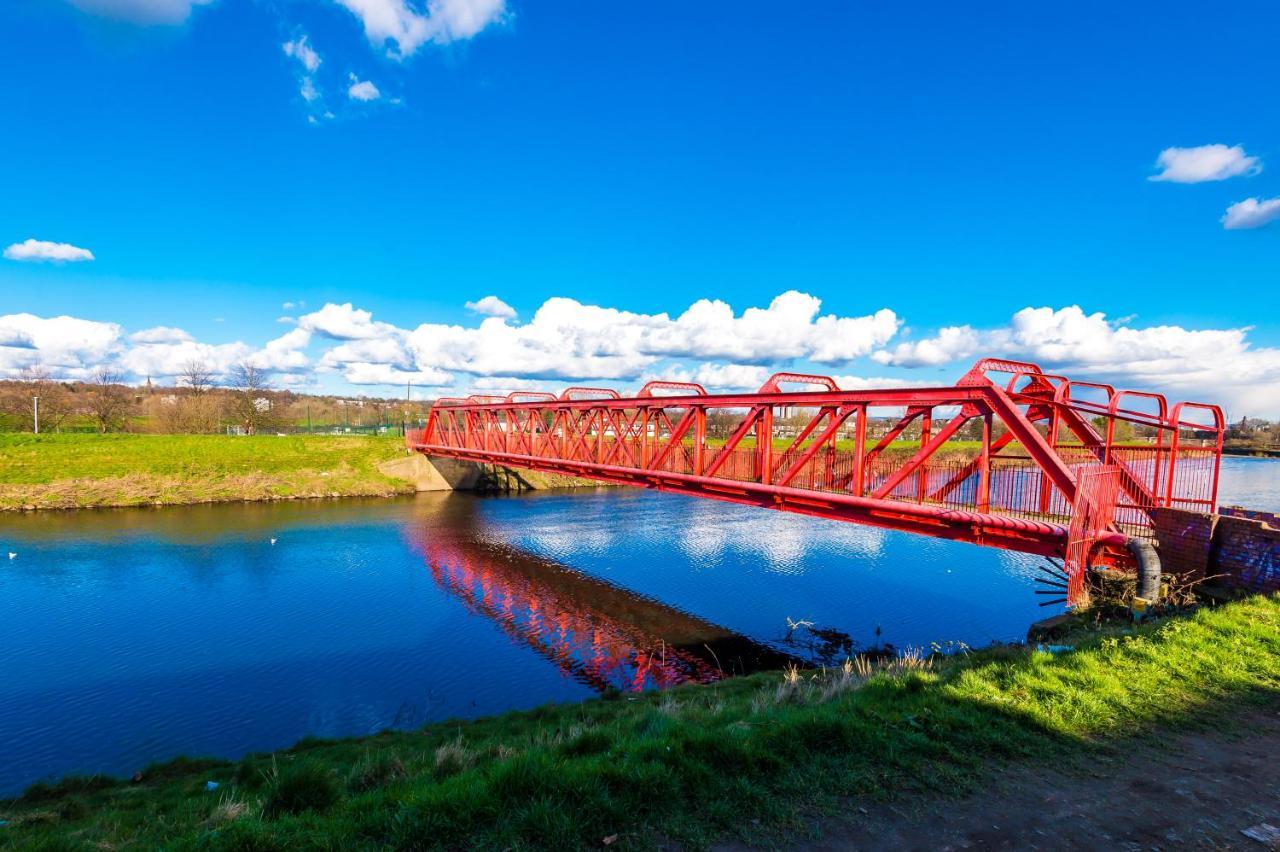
[1169,401,1225,434]
[1052,379,1116,417]
[637,381,707,398]
[560,387,621,400]
[1106,390,1170,428]
[756,372,840,393]
[1005,370,1067,396]
[506,391,558,404]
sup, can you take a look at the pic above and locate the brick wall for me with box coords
[1211,512,1280,592]
[1151,507,1216,582]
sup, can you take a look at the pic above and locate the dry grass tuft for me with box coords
[434,738,476,776]
[208,793,254,825]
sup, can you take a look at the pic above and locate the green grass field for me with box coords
[2,595,1275,850]
[0,433,414,510]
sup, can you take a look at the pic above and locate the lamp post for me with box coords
[32,396,39,434]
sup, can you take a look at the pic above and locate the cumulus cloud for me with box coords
[63,0,214,25]
[874,306,1280,415]
[347,76,381,101]
[691,363,770,390]
[297,303,398,340]
[0,314,122,377]
[393,292,900,382]
[333,0,506,57]
[872,325,983,368]
[642,293,900,364]
[465,295,517,319]
[1149,144,1261,183]
[0,327,37,349]
[4,239,95,263]
[129,326,194,345]
[6,294,1279,416]
[1221,196,1280,230]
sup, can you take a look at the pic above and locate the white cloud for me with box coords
[641,292,900,363]
[347,76,381,101]
[333,0,506,57]
[129,326,194,344]
[63,0,503,57]
[4,239,95,263]
[0,327,37,349]
[282,37,324,107]
[297,303,397,340]
[872,325,982,368]
[690,363,770,390]
[340,362,452,386]
[0,314,122,377]
[1222,196,1280,230]
[249,327,312,373]
[396,292,899,382]
[874,305,1280,416]
[283,36,321,73]
[1149,144,1261,183]
[465,295,517,319]
[6,295,1278,416]
[63,0,214,25]
[832,374,935,390]
[120,338,252,380]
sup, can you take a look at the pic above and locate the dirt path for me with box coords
[722,707,1280,851]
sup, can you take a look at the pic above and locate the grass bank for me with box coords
[0,433,415,510]
[2,595,1276,850]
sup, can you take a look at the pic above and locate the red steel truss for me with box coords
[407,359,1223,571]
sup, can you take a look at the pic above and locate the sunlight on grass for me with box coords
[2,594,1275,849]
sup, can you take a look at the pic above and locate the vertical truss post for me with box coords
[917,408,933,502]
[758,405,774,483]
[693,406,706,475]
[978,412,992,512]
[640,407,651,469]
[852,404,867,496]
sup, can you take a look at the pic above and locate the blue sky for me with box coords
[2,0,1278,414]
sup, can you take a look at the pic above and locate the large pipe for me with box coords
[1127,536,1162,602]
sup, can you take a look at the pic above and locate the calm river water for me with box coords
[0,456,1275,795]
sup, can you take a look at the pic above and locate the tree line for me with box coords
[0,360,430,435]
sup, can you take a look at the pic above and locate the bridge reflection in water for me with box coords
[408,522,796,693]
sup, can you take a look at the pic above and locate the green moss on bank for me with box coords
[0,433,414,510]
[2,595,1276,850]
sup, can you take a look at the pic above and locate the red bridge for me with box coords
[407,359,1224,603]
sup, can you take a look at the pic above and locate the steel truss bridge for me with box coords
[408,359,1224,602]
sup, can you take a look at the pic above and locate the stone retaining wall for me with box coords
[379,453,604,492]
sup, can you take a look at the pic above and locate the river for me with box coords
[0,456,1275,795]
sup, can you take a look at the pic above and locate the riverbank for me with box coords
[0,433,610,511]
[2,594,1275,849]
[0,433,418,511]
[1224,442,1280,458]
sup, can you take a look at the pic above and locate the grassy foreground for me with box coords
[2,595,1276,850]
[0,433,415,510]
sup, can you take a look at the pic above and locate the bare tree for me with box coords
[228,361,278,434]
[3,367,74,432]
[181,358,215,395]
[88,368,134,433]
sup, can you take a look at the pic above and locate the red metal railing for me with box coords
[407,359,1224,571]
